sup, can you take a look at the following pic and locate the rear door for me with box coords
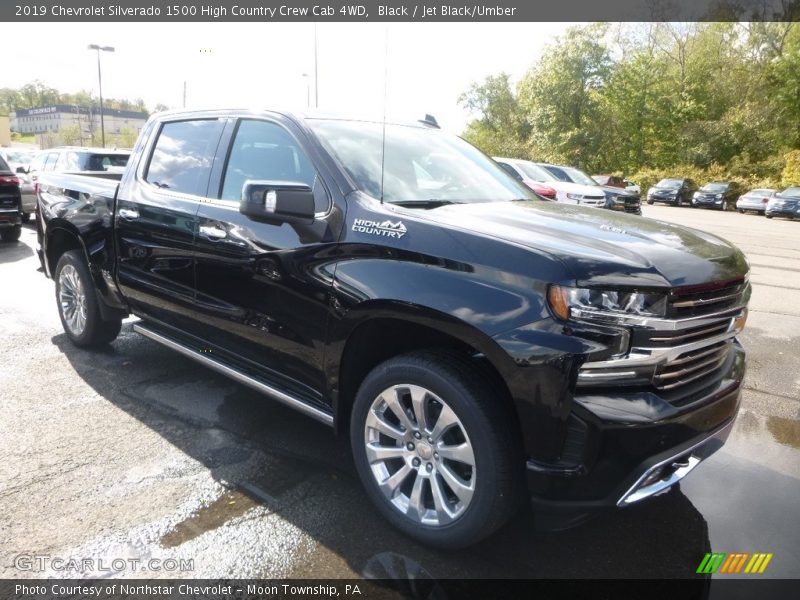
[115,117,225,333]
[192,116,340,404]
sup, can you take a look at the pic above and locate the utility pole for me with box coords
[313,24,319,108]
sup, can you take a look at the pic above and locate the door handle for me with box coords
[199,224,227,240]
[119,208,139,220]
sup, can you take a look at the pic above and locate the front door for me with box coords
[192,117,342,405]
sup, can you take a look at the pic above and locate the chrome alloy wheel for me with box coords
[364,384,476,526]
[58,264,87,336]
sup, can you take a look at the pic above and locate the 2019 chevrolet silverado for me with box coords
[36,110,749,548]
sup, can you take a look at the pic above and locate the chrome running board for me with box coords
[133,322,334,427]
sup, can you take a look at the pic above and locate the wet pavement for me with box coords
[0,206,798,581]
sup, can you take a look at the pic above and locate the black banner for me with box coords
[2,579,800,600]
[2,0,800,22]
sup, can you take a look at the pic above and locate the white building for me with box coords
[10,105,147,140]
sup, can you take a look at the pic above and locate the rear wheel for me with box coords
[766,215,773,219]
[0,225,21,242]
[55,250,122,348]
[350,350,521,548]
[21,213,31,223]
[737,209,744,214]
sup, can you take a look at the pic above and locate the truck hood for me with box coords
[424,200,748,288]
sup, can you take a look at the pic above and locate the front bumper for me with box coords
[526,340,744,510]
[0,208,22,228]
[648,195,678,204]
[766,205,799,218]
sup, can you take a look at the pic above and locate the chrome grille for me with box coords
[653,342,730,391]
[668,280,748,318]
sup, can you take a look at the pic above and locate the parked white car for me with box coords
[493,158,606,207]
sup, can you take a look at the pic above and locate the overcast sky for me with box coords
[5,22,573,132]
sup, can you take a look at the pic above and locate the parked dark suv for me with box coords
[646,178,698,206]
[692,181,742,211]
[36,110,749,548]
[0,155,22,242]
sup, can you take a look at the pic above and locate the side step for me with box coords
[133,322,334,427]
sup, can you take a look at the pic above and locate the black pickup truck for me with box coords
[37,109,749,548]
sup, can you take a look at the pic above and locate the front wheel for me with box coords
[21,213,31,223]
[350,350,521,548]
[766,215,773,219]
[55,250,122,348]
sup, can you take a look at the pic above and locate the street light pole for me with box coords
[88,44,115,147]
[301,73,310,109]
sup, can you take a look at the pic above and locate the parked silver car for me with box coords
[736,188,777,214]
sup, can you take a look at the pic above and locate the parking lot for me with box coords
[0,204,798,580]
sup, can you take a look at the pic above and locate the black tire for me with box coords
[350,350,522,548]
[21,213,31,223]
[737,209,744,214]
[0,225,21,242]
[766,215,773,219]
[646,200,654,205]
[54,250,122,348]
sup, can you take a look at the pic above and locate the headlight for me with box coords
[547,285,669,321]
[693,192,700,198]
[716,194,723,199]
[566,193,584,200]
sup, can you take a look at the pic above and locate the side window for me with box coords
[65,152,81,171]
[221,119,317,203]
[146,119,224,196]
[44,152,59,171]
[30,153,46,173]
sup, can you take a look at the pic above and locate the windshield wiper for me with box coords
[390,199,463,208]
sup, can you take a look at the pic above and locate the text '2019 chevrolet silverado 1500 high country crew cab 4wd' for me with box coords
[37,110,750,548]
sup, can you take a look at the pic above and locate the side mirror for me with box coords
[240,180,316,224]
[16,166,27,174]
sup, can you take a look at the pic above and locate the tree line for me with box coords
[0,80,169,116]
[459,23,800,190]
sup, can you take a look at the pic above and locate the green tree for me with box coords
[458,73,530,158]
[517,24,612,169]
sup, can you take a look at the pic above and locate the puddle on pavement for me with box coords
[767,415,800,449]
[160,456,314,548]
[161,489,259,548]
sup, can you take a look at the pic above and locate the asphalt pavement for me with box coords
[0,205,798,581]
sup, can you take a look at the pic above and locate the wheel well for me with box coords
[47,228,83,275]
[336,318,520,436]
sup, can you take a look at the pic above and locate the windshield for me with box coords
[307,120,534,204]
[0,157,9,172]
[780,187,800,198]
[2,150,36,164]
[516,161,557,182]
[656,179,683,189]
[559,166,598,186]
[700,182,729,192]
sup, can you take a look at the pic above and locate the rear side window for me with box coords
[0,156,9,171]
[220,119,316,201]
[146,119,224,196]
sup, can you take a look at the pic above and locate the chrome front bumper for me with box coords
[617,418,735,506]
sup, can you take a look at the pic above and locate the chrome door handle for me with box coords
[118,208,139,220]
[199,225,227,240]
